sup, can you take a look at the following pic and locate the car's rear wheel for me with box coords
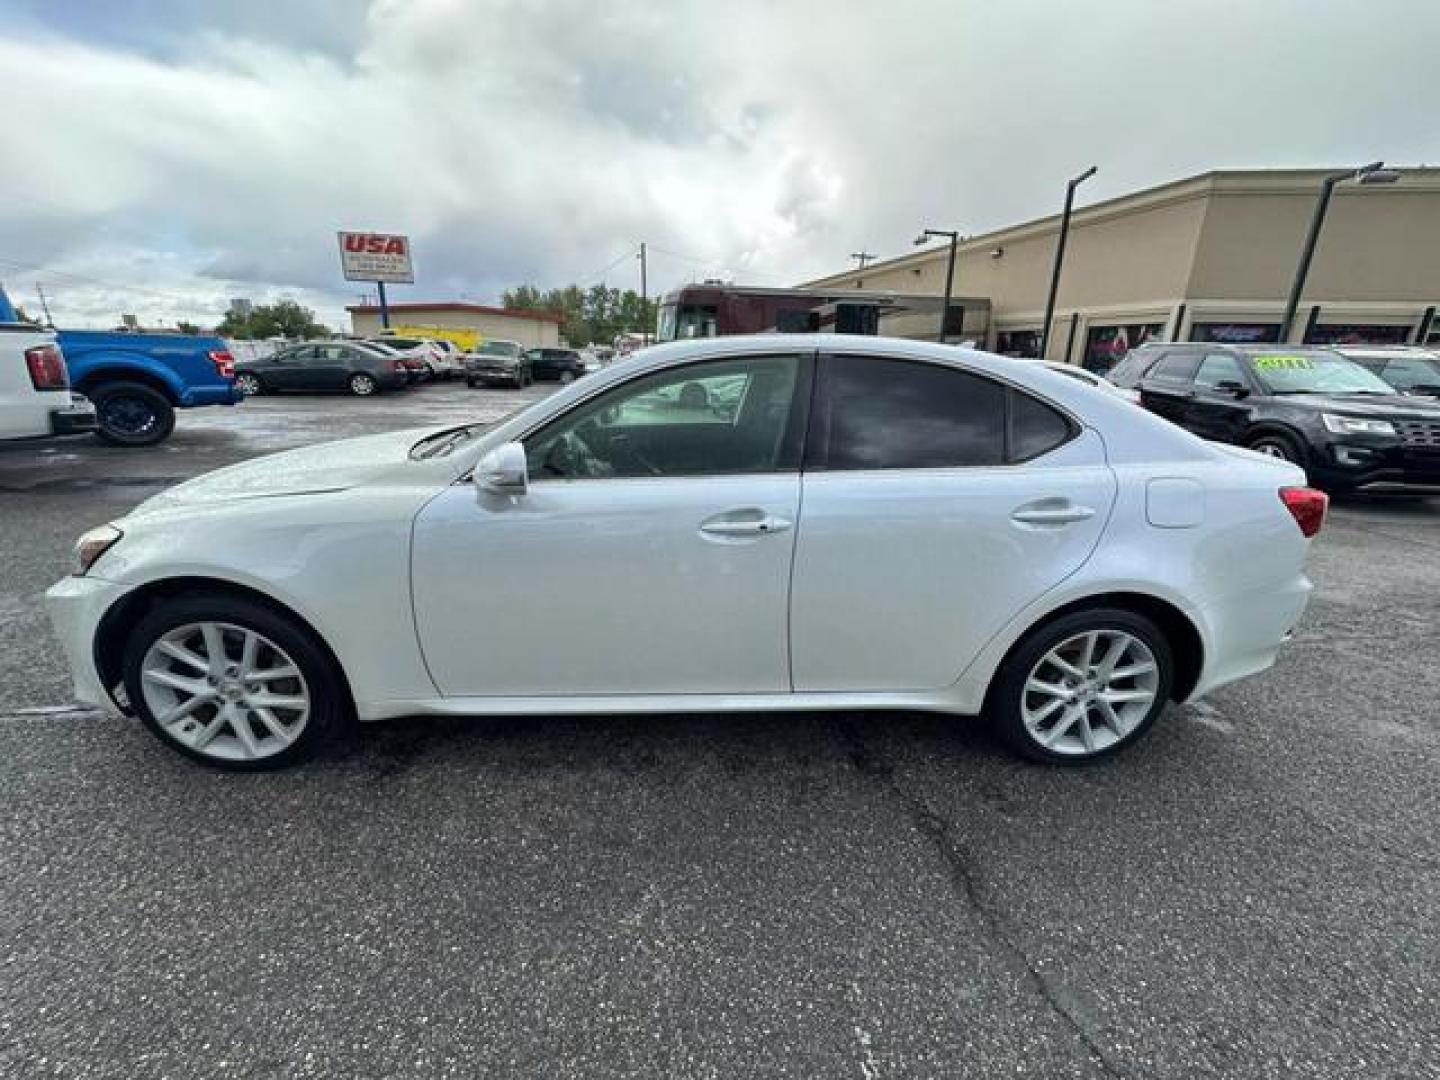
[989,608,1173,764]
[1248,431,1304,465]
[90,382,176,446]
[466,377,478,388]
[559,370,576,384]
[235,372,263,396]
[122,594,351,771]
[349,372,378,396]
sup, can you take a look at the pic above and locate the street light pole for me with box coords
[1278,162,1398,343]
[914,228,960,342]
[1039,165,1097,361]
[638,242,648,343]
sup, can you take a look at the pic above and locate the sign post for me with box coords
[337,231,414,331]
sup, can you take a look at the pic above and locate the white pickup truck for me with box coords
[0,297,97,441]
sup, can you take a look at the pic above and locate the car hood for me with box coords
[131,427,442,512]
[1285,392,1440,419]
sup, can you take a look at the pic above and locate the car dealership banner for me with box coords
[337,231,414,284]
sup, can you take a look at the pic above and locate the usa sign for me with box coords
[337,231,415,284]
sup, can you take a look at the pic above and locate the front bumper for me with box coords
[1311,440,1440,493]
[467,364,522,382]
[43,574,128,715]
[49,393,97,435]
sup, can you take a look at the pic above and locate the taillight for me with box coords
[25,344,68,390]
[208,350,235,379]
[1280,486,1328,538]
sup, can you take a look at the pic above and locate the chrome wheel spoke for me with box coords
[1023,628,1159,757]
[140,621,311,763]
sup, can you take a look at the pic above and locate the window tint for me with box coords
[1381,356,1440,390]
[1194,353,1245,389]
[525,355,802,480]
[820,355,1006,469]
[1010,390,1073,461]
[1148,351,1201,384]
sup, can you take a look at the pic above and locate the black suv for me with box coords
[525,347,586,383]
[1110,342,1440,495]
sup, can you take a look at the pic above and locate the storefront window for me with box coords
[1190,322,1281,344]
[995,329,1042,357]
[1083,323,1164,374]
[1307,324,1411,345]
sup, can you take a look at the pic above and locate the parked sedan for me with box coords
[48,334,1324,770]
[234,341,408,396]
[1110,342,1440,495]
[526,347,586,383]
[465,339,532,388]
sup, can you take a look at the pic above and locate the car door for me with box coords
[411,351,811,696]
[310,344,354,389]
[788,352,1117,692]
[1186,351,1256,443]
[265,346,308,389]
[1137,350,1201,427]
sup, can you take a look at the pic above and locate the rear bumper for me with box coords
[177,383,244,407]
[1187,574,1313,701]
[49,393,97,435]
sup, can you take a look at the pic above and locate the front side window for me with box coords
[524,355,802,480]
[1194,353,1246,389]
[815,355,1071,470]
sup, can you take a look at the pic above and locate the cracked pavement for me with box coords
[2,383,1439,1078]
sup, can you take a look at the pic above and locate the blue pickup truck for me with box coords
[56,329,242,445]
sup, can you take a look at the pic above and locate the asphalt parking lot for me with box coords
[2,383,1438,1079]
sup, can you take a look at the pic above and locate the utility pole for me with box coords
[638,242,648,343]
[35,282,55,328]
[1039,166,1098,361]
[850,251,876,271]
[914,229,961,343]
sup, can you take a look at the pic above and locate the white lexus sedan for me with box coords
[46,335,1326,770]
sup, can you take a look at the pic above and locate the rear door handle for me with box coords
[1011,503,1096,526]
[699,511,793,538]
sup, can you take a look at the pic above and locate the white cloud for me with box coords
[0,0,1436,330]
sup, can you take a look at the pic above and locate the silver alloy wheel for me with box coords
[1021,629,1159,757]
[235,373,261,395]
[350,374,376,396]
[1255,443,1287,459]
[139,621,310,763]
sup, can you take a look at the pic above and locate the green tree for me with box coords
[503,282,656,347]
[176,320,201,335]
[217,299,329,340]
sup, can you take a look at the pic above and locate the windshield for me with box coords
[478,341,523,357]
[1247,352,1397,394]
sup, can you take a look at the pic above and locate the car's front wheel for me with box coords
[989,608,1173,764]
[1248,431,1304,466]
[349,372,378,396]
[122,594,351,770]
[90,382,177,446]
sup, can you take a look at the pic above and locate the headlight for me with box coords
[1322,413,1396,436]
[74,524,123,576]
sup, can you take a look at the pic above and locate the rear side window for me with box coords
[815,355,1073,470]
[1149,352,1201,384]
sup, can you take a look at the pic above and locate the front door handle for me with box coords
[1010,502,1096,526]
[699,511,794,538]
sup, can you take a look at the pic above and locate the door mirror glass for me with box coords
[474,441,528,495]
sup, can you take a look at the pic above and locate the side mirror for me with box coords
[1213,379,1249,398]
[474,441,528,496]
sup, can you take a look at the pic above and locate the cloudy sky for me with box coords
[1,0,1436,330]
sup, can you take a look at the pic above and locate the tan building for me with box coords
[346,301,563,349]
[804,167,1440,370]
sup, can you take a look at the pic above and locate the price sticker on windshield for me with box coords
[1252,354,1315,371]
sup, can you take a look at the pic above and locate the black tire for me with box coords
[988,608,1174,765]
[1247,431,1305,467]
[90,382,176,447]
[559,370,576,384]
[466,377,478,389]
[349,372,378,396]
[122,593,353,771]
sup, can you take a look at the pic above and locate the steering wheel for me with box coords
[542,430,605,478]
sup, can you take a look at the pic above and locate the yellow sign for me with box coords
[1252,354,1314,370]
[389,325,483,352]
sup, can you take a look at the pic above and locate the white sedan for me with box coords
[47,335,1325,770]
